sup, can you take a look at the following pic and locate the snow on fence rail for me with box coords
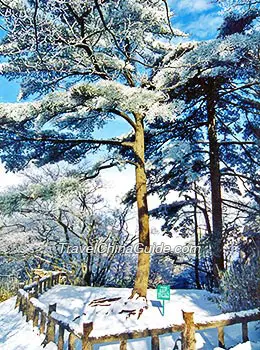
[15,276,260,350]
[84,308,260,350]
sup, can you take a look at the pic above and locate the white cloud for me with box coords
[99,165,135,205]
[185,13,223,38]
[173,0,214,14]
[0,163,23,190]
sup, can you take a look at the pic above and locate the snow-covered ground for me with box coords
[0,297,56,350]
[0,287,259,349]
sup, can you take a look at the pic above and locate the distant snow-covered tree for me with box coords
[0,166,136,286]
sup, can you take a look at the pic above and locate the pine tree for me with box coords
[0,0,185,298]
[146,6,260,282]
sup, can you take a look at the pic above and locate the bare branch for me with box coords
[5,132,134,149]
[219,81,259,97]
[196,140,257,145]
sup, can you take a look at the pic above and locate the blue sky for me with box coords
[170,0,222,40]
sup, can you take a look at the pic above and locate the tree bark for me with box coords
[206,83,225,280]
[131,113,150,298]
[194,183,201,289]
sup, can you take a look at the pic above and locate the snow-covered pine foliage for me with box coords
[146,7,260,199]
[147,7,260,211]
[0,0,186,170]
[153,30,260,91]
[219,258,260,312]
[0,164,183,288]
[216,0,260,14]
[218,196,260,312]
[218,8,259,38]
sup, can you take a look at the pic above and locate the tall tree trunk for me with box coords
[194,183,201,289]
[131,113,150,298]
[206,84,225,281]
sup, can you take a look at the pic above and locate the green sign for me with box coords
[157,285,171,301]
[157,285,170,316]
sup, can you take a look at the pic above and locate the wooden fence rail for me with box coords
[15,276,260,350]
[85,308,260,350]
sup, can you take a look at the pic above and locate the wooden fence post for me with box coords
[27,300,35,322]
[51,273,54,287]
[39,280,43,294]
[151,335,160,350]
[44,303,57,345]
[218,326,225,348]
[15,292,21,309]
[242,322,249,343]
[82,322,94,350]
[19,282,25,289]
[21,295,28,316]
[43,280,46,292]
[68,333,77,350]
[33,308,40,328]
[53,274,57,286]
[48,275,52,289]
[18,295,23,312]
[40,311,46,334]
[58,325,65,350]
[45,277,48,290]
[16,283,25,309]
[182,311,196,350]
[120,339,127,350]
[26,298,32,322]
[33,277,40,298]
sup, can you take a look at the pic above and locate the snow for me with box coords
[0,297,56,350]
[30,298,48,313]
[38,286,260,349]
[195,308,260,324]
[232,342,260,350]
[24,281,38,291]
[0,287,259,349]
[215,341,260,350]
[18,288,29,299]
[50,312,82,337]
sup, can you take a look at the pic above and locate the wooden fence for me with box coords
[15,275,260,350]
[85,308,260,350]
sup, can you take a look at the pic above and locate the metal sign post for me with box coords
[157,285,170,316]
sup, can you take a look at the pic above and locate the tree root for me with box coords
[89,297,122,307]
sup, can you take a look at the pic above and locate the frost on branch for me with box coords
[153,31,260,90]
[70,81,166,114]
[218,9,259,38]
[0,80,173,128]
[0,0,185,171]
[0,0,184,98]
